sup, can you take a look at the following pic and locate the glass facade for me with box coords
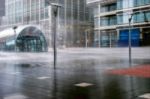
[100,16,117,26]
[117,0,150,10]
[0,0,5,17]
[94,17,99,28]
[100,30,117,47]
[101,3,116,13]
[94,30,100,47]
[88,0,150,47]
[2,0,93,49]
[16,27,47,52]
[117,10,150,25]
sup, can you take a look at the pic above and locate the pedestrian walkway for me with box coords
[0,48,149,99]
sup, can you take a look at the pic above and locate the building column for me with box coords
[21,0,24,24]
[98,4,101,48]
[38,0,42,22]
[109,31,112,48]
[30,0,32,24]
[117,29,120,47]
[64,0,67,47]
[99,30,101,47]
[140,28,143,46]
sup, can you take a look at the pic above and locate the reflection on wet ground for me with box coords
[0,52,150,99]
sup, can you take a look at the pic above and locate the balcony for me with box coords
[98,25,117,30]
[86,0,100,4]
[87,0,117,5]
[99,11,117,17]
[100,0,117,5]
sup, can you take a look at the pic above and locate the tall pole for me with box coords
[129,15,136,99]
[128,15,133,66]
[85,31,88,48]
[51,3,62,70]
[53,7,58,70]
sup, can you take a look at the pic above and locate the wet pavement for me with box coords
[0,48,150,99]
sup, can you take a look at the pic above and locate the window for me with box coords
[117,14,123,24]
[145,0,150,4]
[145,11,150,21]
[101,17,108,26]
[101,6,108,13]
[94,30,100,47]
[94,6,99,15]
[100,16,116,26]
[109,3,116,11]
[136,12,144,23]
[109,16,117,25]
[94,17,99,28]
[122,13,129,24]
[101,3,116,12]
[117,0,123,10]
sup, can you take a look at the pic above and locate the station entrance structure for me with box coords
[0,25,48,52]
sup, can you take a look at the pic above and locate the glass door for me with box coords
[101,31,117,47]
[101,32,110,47]
[110,31,117,47]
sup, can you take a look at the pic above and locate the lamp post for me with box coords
[85,30,88,48]
[128,14,133,66]
[128,14,135,99]
[13,26,17,51]
[51,3,62,70]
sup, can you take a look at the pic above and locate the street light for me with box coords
[50,3,62,70]
[128,11,149,66]
[46,1,62,69]
[128,13,133,66]
[13,26,18,51]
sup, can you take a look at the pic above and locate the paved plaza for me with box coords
[0,47,150,99]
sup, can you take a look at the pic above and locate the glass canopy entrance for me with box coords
[16,26,47,52]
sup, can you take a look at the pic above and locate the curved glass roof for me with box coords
[0,25,41,39]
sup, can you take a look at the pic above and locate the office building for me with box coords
[0,0,5,26]
[0,0,5,17]
[87,0,150,47]
[0,0,93,51]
